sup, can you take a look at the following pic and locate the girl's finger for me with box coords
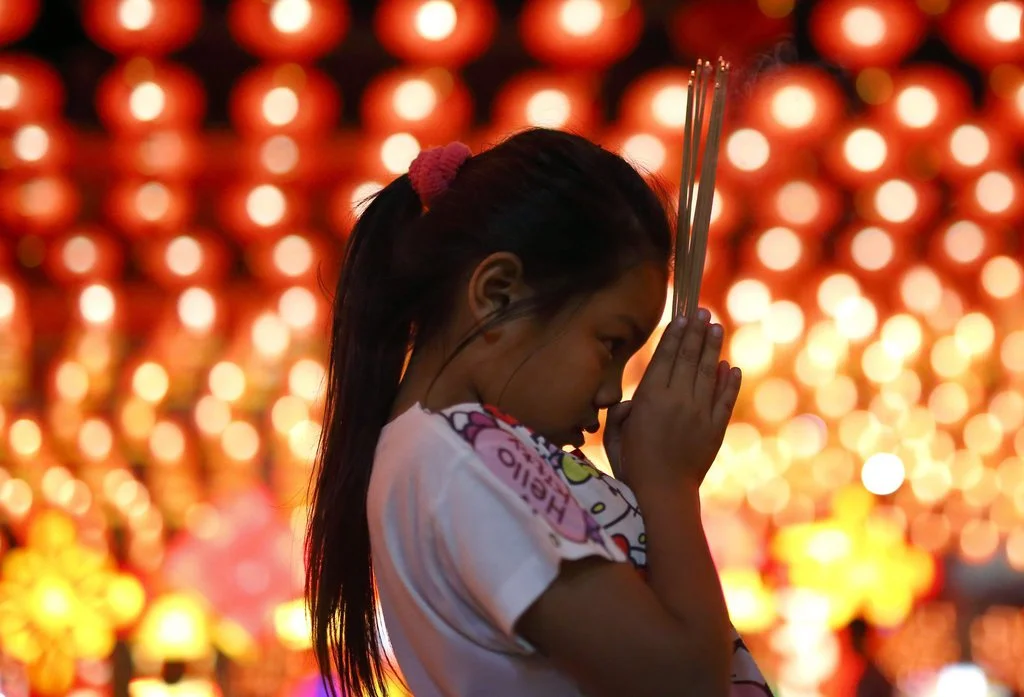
[711,367,742,426]
[694,323,724,403]
[638,315,687,391]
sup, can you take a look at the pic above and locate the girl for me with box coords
[306,129,772,697]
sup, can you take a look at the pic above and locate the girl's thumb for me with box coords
[607,400,632,427]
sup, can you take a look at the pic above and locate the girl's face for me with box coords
[478,263,667,448]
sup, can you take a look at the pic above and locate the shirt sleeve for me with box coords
[430,423,627,648]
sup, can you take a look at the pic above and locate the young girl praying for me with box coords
[306,129,773,697]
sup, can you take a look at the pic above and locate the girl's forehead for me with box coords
[587,265,667,321]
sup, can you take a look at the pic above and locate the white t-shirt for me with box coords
[367,402,773,697]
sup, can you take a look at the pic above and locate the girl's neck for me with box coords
[391,342,482,420]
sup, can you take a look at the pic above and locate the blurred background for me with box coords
[0,0,1022,695]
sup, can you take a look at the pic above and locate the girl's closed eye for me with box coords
[601,337,628,358]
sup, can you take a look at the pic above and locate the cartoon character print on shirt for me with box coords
[441,406,610,551]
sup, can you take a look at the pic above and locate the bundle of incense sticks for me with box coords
[673,58,730,320]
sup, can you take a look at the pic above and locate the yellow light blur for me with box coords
[838,409,883,455]
[278,286,318,330]
[79,284,116,324]
[10,417,42,457]
[779,414,828,459]
[981,255,1023,299]
[135,594,211,662]
[874,178,917,222]
[975,170,1015,214]
[895,86,938,128]
[862,342,902,384]
[119,0,155,30]
[0,477,33,516]
[78,418,114,461]
[949,124,990,166]
[165,235,203,277]
[55,360,90,402]
[753,378,799,423]
[194,395,231,437]
[728,324,774,377]
[861,453,906,495]
[262,86,299,126]
[288,419,322,462]
[260,134,300,174]
[762,300,804,344]
[559,0,603,36]
[121,397,157,441]
[150,420,186,463]
[273,599,312,650]
[133,361,170,403]
[178,287,216,332]
[270,0,312,34]
[989,390,1024,432]
[1002,330,1024,373]
[209,362,246,402]
[288,358,326,401]
[929,382,969,424]
[726,278,772,324]
[930,336,969,378]
[251,312,291,359]
[842,6,886,46]
[771,85,816,129]
[416,0,457,40]
[880,313,922,359]
[844,127,887,171]
[954,312,995,357]
[962,413,1003,456]
[756,226,803,271]
[622,133,667,173]
[960,518,999,562]
[129,81,165,122]
[0,281,14,321]
[815,375,859,419]
[833,295,878,341]
[246,184,286,227]
[775,180,820,225]
[984,1,1023,42]
[0,72,20,110]
[394,79,438,121]
[900,266,942,314]
[221,421,260,461]
[726,128,770,172]
[12,124,49,162]
[526,89,571,128]
[381,133,421,174]
[272,394,308,434]
[350,180,384,217]
[62,235,99,274]
[720,569,776,633]
[942,220,985,263]
[817,273,860,317]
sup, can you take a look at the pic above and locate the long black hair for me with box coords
[306,128,674,697]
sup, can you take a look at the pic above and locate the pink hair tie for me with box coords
[408,141,472,208]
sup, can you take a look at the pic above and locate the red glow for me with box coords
[111,129,204,181]
[240,134,321,184]
[105,179,193,238]
[2,121,73,173]
[958,169,1024,222]
[810,0,926,69]
[753,178,843,237]
[139,231,232,287]
[360,67,472,142]
[0,174,80,235]
[746,66,844,145]
[927,217,1001,277]
[937,119,1013,181]
[247,230,329,285]
[84,0,201,56]
[520,0,643,70]
[822,120,904,186]
[0,56,65,129]
[835,223,909,279]
[0,0,40,44]
[493,71,598,135]
[96,60,205,135]
[375,0,496,68]
[44,227,125,284]
[229,64,339,138]
[671,0,791,69]
[939,0,1024,68]
[858,177,940,232]
[219,182,308,240]
[229,0,348,62]
[619,68,695,135]
[876,67,971,139]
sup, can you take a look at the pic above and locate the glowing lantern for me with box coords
[239,134,320,183]
[327,177,385,237]
[96,59,205,135]
[741,225,820,281]
[0,0,40,44]
[105,179,193,237]
[809,0,926,68]
[959,169,1024,222]
[134,594,212,662]
[0,174,80,236]
[836,223,909,279]
[939,0,1024,68]
[84,0,201,55]
[0,56,63,137]
[823,121,903,185]
[375,0,496,68]
[937,119,1012,180]
[928,218,999,278]
[111,129,204,181]
[357,131,424,180]
[754,178,843,237]
[746,66,844,144]
[601,128,677,182]
[129,678,221,697]
[492,71,598,135]
[618,68,704,137]
[220,182,307,240]
[722,126,774,181]
[229,0,348,61]
[360,67,471,141]
[520,0,643,69]
[877,67,970,139]
[3,122,72,173]
[858,177,939,232]
[229,64,339,137]
[138,231,233,288]
[247,230,327,285]
[43,227,125,284]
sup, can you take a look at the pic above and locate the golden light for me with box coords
[208,361,246,402]
[975,170,1015,214]
[221,420,260,461]
[895,85,938,128]
[834,296,878,341]
[1002,330,1024,373]
[118,0,155,30]
[963,413,1003,456]
[251,312,291,358]
[762,300,805,344]
[177,287,216,332]
[900,266,943,314]
[650,84,689,128]
[842,6,887,47]
[150,420,186,463]
[0,73,20,110]
[79,284,116,324]
[194,395,231,437]
[67,220,109,266]
[415,0,458,41]
[726,128,770,172]
[121,397,157,441]
[165,235,203,277]
[525,89,571,128]
[931,335,970,378]
[880,313,923,359]
[844,127,887,172]
[942,220,985,264]
[770,85,816,129]
[135,181,171,221]
[984,1,1023,42]
[272,394,309,434]
[288,358,325,401]
[278,285,318,329]
[12,123,49,162]
[954,312,995,357]
[393,78,438,121]
[729,324,774,377]
[981,255,1023,298]
[726,278,772,324]
[272,234,313,277]
[288,418,322,461]
[380,132,421,174]
[621,133,667,173]
[928,382,970,424]
[989,390,1024,432]
[775,180,821,225]
[56,360,90,402]
[135,594,211,662]
[129,81,166,122]
[754,378,799,423]
[0,477,33,516]
[960,519,999,562]
[78,418,114,461]
[559,0,604,36]
[780,414,828,459]
[132,361,170,403]
[949,124,990,166]
[260,134,300,174]
[756,226,803,271]
[270,0,313,34]
[245,184,286,227]
[41,466,72,504]
[850,226,895,271]
[0,282,14,321]
[261,86,299,126]
[861,453,906,495]
[874,179,917,223]
[817,272,861,317]
[350,180,384,216]
[274,599,312,651]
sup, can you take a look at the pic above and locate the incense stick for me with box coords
[673,58,729,320]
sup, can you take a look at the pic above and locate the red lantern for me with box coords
[520,0,642,70]
[83,0,201,56]
[927,217,1002,278]
[619,68,696,136]
[855,177,940,233]
[740,225,821,288]
[0,174,80,235]
[219,181,308,241]
[0,56,65,129]
[360,67,472,141]
[810,0,926,69]
[105,178,193,237]
[110,129,204,181]
[96,60,205,135]
[0,0,40,44]
[939,0,1024,68]
[137,230,233,287]
[44,227,125,284]
[822,120,905,186]
[492,71,599,135]
[229,0,348,61]
[239,134,321,184]
[936,118,1013,181]
[357,131,425,182]
[246,230,330,285]
[375,0,496,68]
[746,66,844,145]
[753,178,843,237]
[229,64,339,138]
[957,168,1024,222]
[987,70,1024,143]
[835,223,910,280]
[1,121,73,173]
[599,127,679,184]
[875,67,970,140]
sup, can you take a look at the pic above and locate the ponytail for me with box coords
[306,175,422,697]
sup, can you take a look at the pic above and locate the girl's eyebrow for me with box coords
[613,314,647,344]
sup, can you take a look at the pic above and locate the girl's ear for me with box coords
[465,252,530,323]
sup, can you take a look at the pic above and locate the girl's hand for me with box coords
[618,308,742,494]
[604,400,631,481]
